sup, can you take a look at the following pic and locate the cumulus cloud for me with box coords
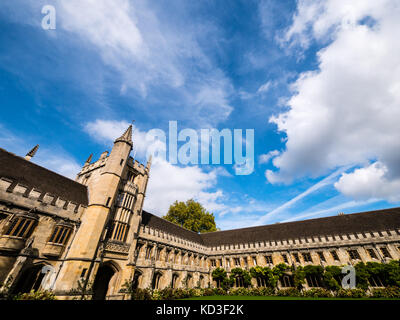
[84,119,150,158]
[259,150,279,164]
[143,158,225,216]
[334,162,400,203]
[84,119,226,216]
[56,0,233,127]
[267,0,400,203]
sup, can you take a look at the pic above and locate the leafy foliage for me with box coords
[323,266,342,291]
[229,268,252,288]
[14,290,56,300]
[163,199,217,233]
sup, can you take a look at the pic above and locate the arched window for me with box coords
[152,272,162,290]
[199,275,204,287]
[187,274,193,288]
[172,274,179,289]
[280,275,294,287]
[306,274,323,287]
[132,270,142,290]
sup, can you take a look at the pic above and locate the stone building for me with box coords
[0,124,399,299]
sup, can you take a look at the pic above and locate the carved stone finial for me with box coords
[25,145,39,161]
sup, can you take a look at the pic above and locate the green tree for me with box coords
[212,267,229,288]
[323,266,342,291]
[163,199,218,233]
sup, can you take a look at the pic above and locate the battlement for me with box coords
[0,177,86,219]
[79,155,108,176]
[127,157,148,175]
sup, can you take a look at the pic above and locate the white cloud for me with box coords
[36,153,81,180]
[259,150,279,164]
[334,162,400,203]
[56,0,233,127]
[143,158,224,216]
[84,119,150,158]
[83,119,226,216]
[257,81,273,94]
[267,0,400,203]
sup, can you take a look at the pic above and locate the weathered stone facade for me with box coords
[0,125,399,299]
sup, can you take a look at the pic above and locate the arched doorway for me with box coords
[92,264,117,300]
[11,264,51,294]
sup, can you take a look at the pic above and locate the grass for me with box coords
[182,295,400,300]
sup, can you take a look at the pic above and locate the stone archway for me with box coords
[11,264,52,294]
[92,262,120,300]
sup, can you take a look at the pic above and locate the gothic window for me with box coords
[265,255,273,264]
[219,259,223,267]
[145,246,153,259]
[380,247,392,258]
[234,275,245,287]
[282,254,289,264]
[174,251,179,264]
[211,259,216,267]
[152,272,162,290]
[292,253,300,263]
[306,274,322,287]
[302,252,312,262]
[135,243,143,258]
[165,249,171,262]
[331,250,340,261]
[171,274,179,289]
[127,171,136,182]
[48,225,72,245]
[252,256,257,266]
[348,249,361,260]
[110,221,129,242]
[4,216,36,238]
[132,271,142,290]
[156,248,162,260]
[369,275,384,287]
[367,248,378,259]
[226,258,231,267]
[234,258,241,266]
[280,275,294,287]
[317,251,326,262]
[116,193,125,207]
[243,257,248,267]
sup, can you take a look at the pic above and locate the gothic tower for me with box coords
[53,125,150,298]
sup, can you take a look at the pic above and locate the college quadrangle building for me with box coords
[0,125,399,299]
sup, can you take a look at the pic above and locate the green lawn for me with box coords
[183,295,400,300]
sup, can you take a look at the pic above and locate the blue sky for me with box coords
[1,0,400,230]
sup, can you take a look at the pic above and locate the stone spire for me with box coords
[146,154,152,170]
[84,153,93,166]
[25,145,39,161]
[114,124,133,147]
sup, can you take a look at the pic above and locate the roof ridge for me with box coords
[200,206,400,236]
